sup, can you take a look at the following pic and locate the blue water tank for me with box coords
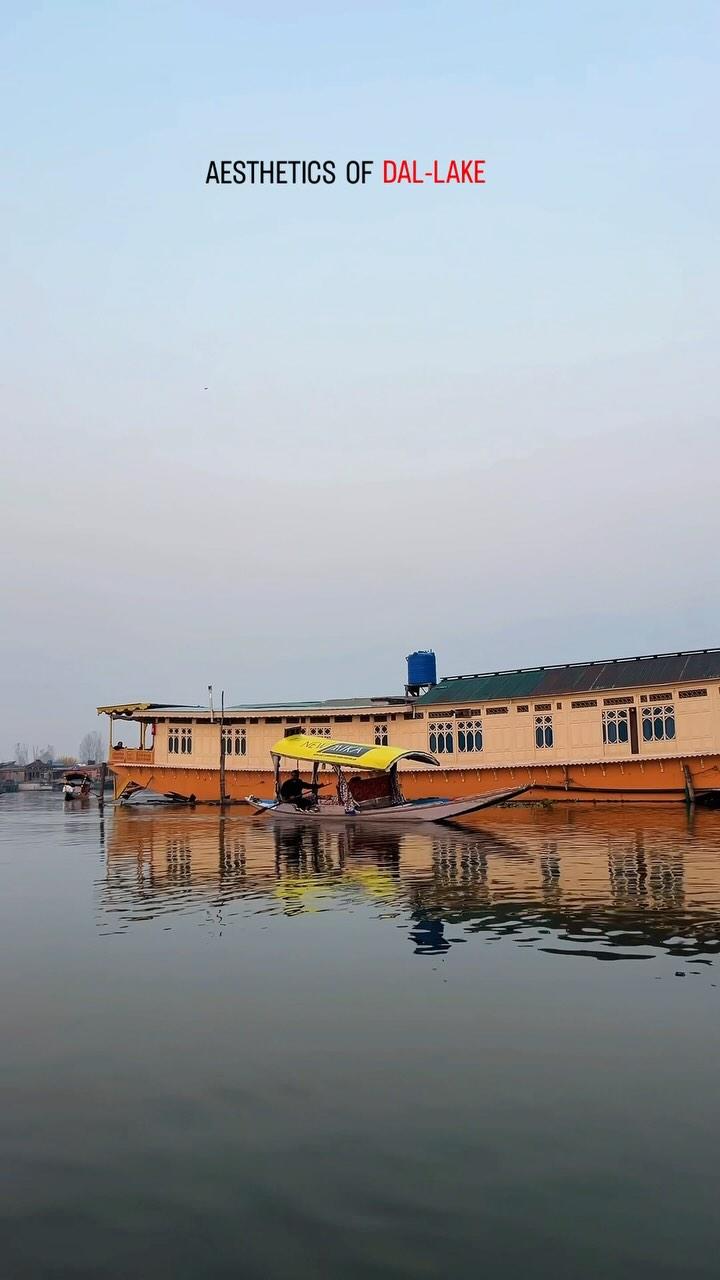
[407,650,437,690]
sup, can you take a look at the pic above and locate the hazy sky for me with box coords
[1,0,719,757]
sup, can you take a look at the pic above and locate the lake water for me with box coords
[2,792,720,1278]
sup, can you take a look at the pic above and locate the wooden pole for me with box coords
[219,689,226,807]
[682,762,695,806]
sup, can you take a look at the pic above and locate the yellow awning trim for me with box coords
[97,702,154,716]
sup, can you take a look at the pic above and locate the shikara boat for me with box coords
[62,771,92,800]
[247,735,529,823]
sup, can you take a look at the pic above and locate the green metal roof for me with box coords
[418,648,720,706]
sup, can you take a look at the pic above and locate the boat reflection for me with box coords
[99,806,720,961]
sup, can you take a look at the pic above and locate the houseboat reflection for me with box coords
[100,806,720,960]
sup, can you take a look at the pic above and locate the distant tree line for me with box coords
[12,732,105,766]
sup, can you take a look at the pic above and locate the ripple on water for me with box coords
[3,793,720,1279]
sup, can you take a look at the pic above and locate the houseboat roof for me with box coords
[98,647,720,722]
[418,647,720,706]
[98,696,406,719]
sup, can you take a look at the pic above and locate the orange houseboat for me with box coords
[99,648,720,806]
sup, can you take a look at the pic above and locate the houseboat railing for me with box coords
[110,748,154,766]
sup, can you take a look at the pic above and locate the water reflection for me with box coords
[98,806,720,963]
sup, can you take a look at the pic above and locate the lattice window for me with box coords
[486,706,508,715]
[603,709,629,745]
[534,714,553,748]
[517,704,529,713]
[678,688,707,699]
[603,696,634,706]
[313,726,331,738]
[642,706,675,742]
[374,723,388,746]
[222,728,247,756]
[649,692,672,703]
[429,721,454,754]
[457,719,483,752]
[169,725,192,754]
[534,703,551,712]
[572,699,597,709]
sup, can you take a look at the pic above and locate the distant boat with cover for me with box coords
[62,771,92,800]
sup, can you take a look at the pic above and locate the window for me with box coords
[222,728,246,756]
[313,726,331,738]
[457,719,483,752]
[535,714,553,748]
[534,703,551,712]
[169,725,192,755]
[517,704,529,713]
[486,706,508,715]
[603,709,629,745]
[678,688,707,699]
[572,699,597,709]
[642,706,675,742]
[649,692,672,703]
[429,721,454,754]
[374,722,388,746]
[603,696,633,706]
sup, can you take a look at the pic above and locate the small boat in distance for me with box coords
[62,771,92,800]
[247,735,529,823]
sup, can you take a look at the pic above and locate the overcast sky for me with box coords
[1,0,719,758]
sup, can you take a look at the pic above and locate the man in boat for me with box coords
[279,770,324,810]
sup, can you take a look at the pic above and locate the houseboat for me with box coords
[98,647,720,806]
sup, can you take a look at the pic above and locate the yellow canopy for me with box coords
[272,734,438,772]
